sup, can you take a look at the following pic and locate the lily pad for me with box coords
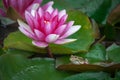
[0,53,72,80]
[63,72,112,80]
[0,0,3,7]
[106,44,120,63]
[0,48,4,56]
[115,71,120,80]
[85,43,106,63]
[5,48,33,57]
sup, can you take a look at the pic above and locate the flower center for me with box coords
[44,20,50,24]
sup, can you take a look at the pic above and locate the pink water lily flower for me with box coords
[18,1,81,48]
[2,0,42,18]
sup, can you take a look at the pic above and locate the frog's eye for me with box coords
[74,56,77,58]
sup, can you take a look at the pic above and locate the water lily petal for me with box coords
[45,34,59,43]
[46,5,53,14]
[42,1,54,11]
[44,12,51,21]
[32,40,48,48]
[55,39,77,44]
[66,21,74,29]
[51,9,58,18]
[58,9,66,20]
[44,22,52,34]
[58,14,68,26]
[33,0,42,3]
[63,21,74,33]
[3,0,9,9]
[0,9,6,17]
[38,8,43,17]
[17,19,34,34]
[54,24,66,35]
[31,3,39,16]
[3,0,42,18]
[19,27,37,40]
[60,25,81,39]
[34,29,45,41]
[25,11,35,29]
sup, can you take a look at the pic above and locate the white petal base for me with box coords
[32,41,48,48]
[54,39,77,44]
[45,34,59,43]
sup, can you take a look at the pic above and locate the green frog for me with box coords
[70,55,89,65]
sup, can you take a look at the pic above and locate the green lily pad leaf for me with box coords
[106,44,120,62]
[0,0,3,7]
[5,48,33,57]
[63,72,112,80]
[86,43,106,63]
[106,43,119,51]
[0,53,71,80]
[0,48,4,56]
[115,71,120,80]
[90,0,111,24]
[56,56,70,68]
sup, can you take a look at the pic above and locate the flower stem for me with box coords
[46,46,53,58]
